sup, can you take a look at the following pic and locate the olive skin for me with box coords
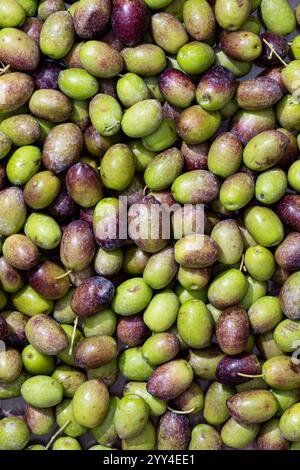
[0,28,40,71]
[71,276,115,319]
[112,0,149,46]
[72,379,110,428]
[231,108,276,145]
[221,418,259,449]
[66,163,103,208]
[29,90,72,123]
[147,359,193,400]
[188,345,224,380]
[215,0,251,31]
[0,347,22,383]
[276,195,300,232]
[215,353,261,385]
[280,271,300,320]
[114,394,149,439]
[117,315,150,347]
[157,411,190,450]
[174,235,219,268]
[75,335,118,369]
[189,424,222,450]
[40,11,74,59]
[181,141,209,171]
[203,381,234,426]
[196,66,236,112]
[79,41,123,79]
[42,123,83,173]
[25,314,68,355]
[227,390,278,424]
[29,260,70,300]
[0,187,27,237]
[60,220,96,272]
[262,356,300,390]
[176,106,221,145]
[159,69,195,108]
[151,13,188,54]
[0,72,34,113]
[243,130,289,171]
[171,170,219,204]
[0,417,30,451]
[258,418,289,450]
[275,233,300,271]
[2,234,39,270]
[24,171,60,210]
[258,32,288,66]
[177,300,213,349]
[1,114,40,147]
[216,307,250,356]
[237,77,283,110]
[128,195,168,253]
[74,0,111,39]
[220,31,262,62]
[183,0,215,42]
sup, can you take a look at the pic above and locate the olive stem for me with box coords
[239,254,245,272]
[68,316,79,356]
[237,372,265,379]
[45,420,71,450]
[143,185,148,196]
[55,270,72,280]
[262,39,288,67]
[0,64,10,76]
[167,406,196,415]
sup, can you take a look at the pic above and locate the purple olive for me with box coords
[33,61,62,90]
[29,260,70,300]
[71,276,115,318]
[117,314,150,347]
[181,141,209,170]
[215,353,261,385]
[22,17,43,45]
[159,68,196,109]
[48,188,79,222]
[66,163,103,209]
[258,32,288,66]
[79,208,94,227]
[157,411,190,450]
[0,162,6,191]
[112,0,149,46]
[0,316,8,341]
[60,220,96,272]
[162,102,181,122]
[276,195,300,232]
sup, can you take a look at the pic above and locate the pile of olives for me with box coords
[1,0,300,452]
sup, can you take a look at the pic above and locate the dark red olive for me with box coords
[275,232,300,271]
[60,220,96,272]
[22,17,42,45]
[259,66,286,93]
[74,0,111,39]
[159,68,196,109]
[215,353,261,385]
[71,276,115,318]
[99,78,118,100]
[276,195,300,232]
[181,141,209,170]
[66,163,103,209]
[29,260,70,300]
[258,32,288,66]
[48,188,79,222]
[117,314,150,347]
[101,28,125,52]
[80,208,94,227]
[196,65,236,111]
[112,0,150,46]
[157,411,191,450]
[150,190,177,208]
[0,162,7,191]
[162,102,181,122]
[33,61,62,90]
[0,316,8,341]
